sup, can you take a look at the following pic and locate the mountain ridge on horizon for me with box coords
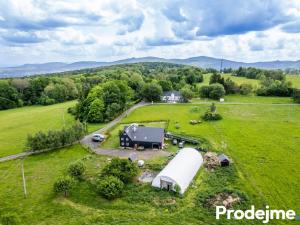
[1,56,299,78]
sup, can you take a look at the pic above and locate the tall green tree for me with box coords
[141,82,163,102]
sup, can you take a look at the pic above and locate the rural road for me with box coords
[0,100,298,163]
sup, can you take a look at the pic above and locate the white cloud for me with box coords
[0,0,299,66]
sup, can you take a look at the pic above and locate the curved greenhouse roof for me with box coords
[152,147,203,194]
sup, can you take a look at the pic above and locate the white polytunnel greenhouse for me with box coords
[152,147,203,194]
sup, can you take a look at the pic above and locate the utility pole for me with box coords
[220,58,224,73]
[21,158,27,198]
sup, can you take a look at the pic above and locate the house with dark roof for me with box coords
[161,91,182,103]
[120,124,164,149]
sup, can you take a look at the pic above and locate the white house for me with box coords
[152,148,203,194]
[161,91,182,103]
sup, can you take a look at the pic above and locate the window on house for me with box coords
[126,143,129,146]
[121,138,124,141]
[126,138,129,141]
[121,142,124,146]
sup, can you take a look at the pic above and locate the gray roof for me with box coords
[218,154,229,162]
[124,124,164,143]
[163,91,182,97]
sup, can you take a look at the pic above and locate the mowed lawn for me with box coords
[203,73,300,89]
[0,101,76,157]
[122,103,300,212]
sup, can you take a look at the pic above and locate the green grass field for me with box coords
[191,95,294,104]
[0,101,106,158]
[0,145,257,225]
[1,93,300,224]
[0,101,76,157]
[203,73,300,89]
[121,103,300,213]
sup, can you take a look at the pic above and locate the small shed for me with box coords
[152,148,203,194]
[218,154,230,167]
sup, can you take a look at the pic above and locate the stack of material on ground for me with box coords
[138,170,156,183]
[203,152,219,171]
[208,192,240,209]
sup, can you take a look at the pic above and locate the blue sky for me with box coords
[0,0,299,67]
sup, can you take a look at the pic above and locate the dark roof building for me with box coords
[162,91,182,103]
[120,124,164,149]
[218,154,230,167]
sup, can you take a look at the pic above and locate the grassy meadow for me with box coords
[121,103,300,213]
[203,73,300,89]
[0,101,76,157]
[0,145,258,225]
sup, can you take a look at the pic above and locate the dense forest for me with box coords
[0,63,299,120]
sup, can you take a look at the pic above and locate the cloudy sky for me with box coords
[0,0,299,67]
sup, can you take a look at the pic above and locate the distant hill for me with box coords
[1,56,299,77]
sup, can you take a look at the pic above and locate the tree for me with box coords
[209,72,224,85]
[0,80,20,110]
[96,176,124,200]
[53,176,75,197]
[208,84,225,100]
[101,158,138,183]
[67,161,86,180]
[87,98,105,123]
[223,78,239,94]
[240,83,253,95]
[293,89,300,103]
[158,80,172,91]
[180,87,194,102]
[11,79,29,94]
[199,85,211,98]
[141,82,163,102]
[105,102,121,121]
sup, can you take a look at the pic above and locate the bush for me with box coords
[96,176,124,200]
[101,158,138,183]
[0,212,20,225]
[38,95,56,105]
[199,84,225,100]
[202,111,222,121]
[67,161,86,180]
[27,122,86,151]
[209,84,225,100]
[240,83,253,95]
[53,176,75,197]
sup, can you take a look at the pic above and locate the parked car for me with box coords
[92,134,105,142]
[178,141,184,148]
[172,139,178,145]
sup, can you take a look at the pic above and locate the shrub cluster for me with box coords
[53,176,75,197]
[96,176,125,200]
[96,158,138,200]
[101,158,138,184]
[202,111,223,121]
[199,83,225,100]
[202,103,222,121]
[26,122,86,151]
[67,161,86,180]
